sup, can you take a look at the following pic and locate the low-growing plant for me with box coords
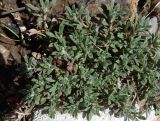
[19,2,160,121]
[26,0,56,29]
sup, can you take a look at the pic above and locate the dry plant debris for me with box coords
[130,0,138,22]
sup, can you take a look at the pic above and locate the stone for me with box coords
[32,108,156,121]
[148,16,159,35]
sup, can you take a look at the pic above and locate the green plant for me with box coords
[26,0,56,29]
[20,2,160,121]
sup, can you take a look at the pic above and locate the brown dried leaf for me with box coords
[68,0,76,5]
[32,52,41,59]
[28,29,41,36]
[0,44,10,65]
[87,3,99,15]
[137,99,146,112]
[0,33,16,45]
[10,46,22,64]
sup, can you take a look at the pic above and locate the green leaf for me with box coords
[26,3,40,11]
[40,0,47,11]
[49,84,57,95]
[59,22,64,35]
[50,0,56,6]
[87,109,93,121]
[102,19,108,26]
[40,0,45,10]
[117,33,124,39]
[35,95,41,105]
[45,77,55,82]
[64,86,71,96]
[46,31,55,38]
[24,55,29,63]
[74,52,83,61]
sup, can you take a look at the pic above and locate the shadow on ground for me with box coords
[0,64,29,120]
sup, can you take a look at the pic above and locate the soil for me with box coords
[0,0,31,120]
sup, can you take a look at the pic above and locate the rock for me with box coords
[148,16,159,35]
[32,108,156,121]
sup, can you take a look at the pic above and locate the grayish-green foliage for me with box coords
[20,2,160,121]
[26,0,56,28]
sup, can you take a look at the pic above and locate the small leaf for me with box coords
[117,33,124,39]
[40,0,45,10]
[59,22,64,35]
[26,3,40,11]
[35,95,41,105]
[46,31,55,38]
[50,0,56,6]
[45,77,55,82]
[74,53,83,61]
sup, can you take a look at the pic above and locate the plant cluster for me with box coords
[26,0,56,29]
[20,1,160,120]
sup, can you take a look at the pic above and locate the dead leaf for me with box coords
[51,0,67,16]
[138,99,146,112]
[68,0,76,5]
[147,1,160,17]
[87,3,99,15]
[0,44,10,65]
[19,46,31,56]
[10,46,22,64]
[28,28,41,36]
[32,52,41,59]
[0,33,16,45]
